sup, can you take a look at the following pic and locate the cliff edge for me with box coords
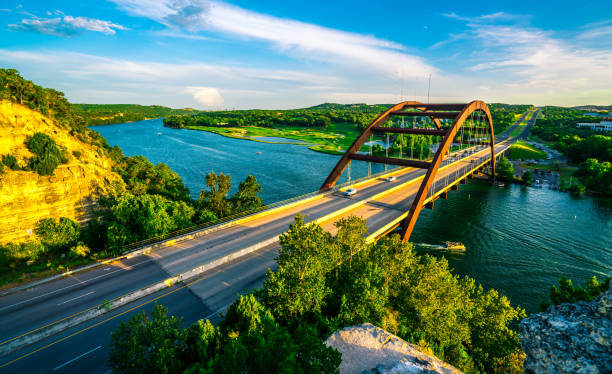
[0,100,123,244]
[325,323,462,374]
[519,288,611,374]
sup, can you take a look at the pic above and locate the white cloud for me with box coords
[8,15,126,36]
[109,0,435,78]
[185,86,223,107]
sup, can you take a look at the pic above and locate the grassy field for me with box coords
[508,140,548,160]
[185,122,362,155]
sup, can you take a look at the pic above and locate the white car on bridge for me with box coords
[344,188,357,197]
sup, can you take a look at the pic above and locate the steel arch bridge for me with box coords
[320,100,496,242]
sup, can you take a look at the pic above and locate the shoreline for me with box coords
[181,125,346,155]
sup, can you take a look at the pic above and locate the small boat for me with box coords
[156,132,162,135]
[444,241,466,251]
[256,151,262,155]
[497,182,505,187]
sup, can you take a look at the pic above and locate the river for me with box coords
[94,118,612,313]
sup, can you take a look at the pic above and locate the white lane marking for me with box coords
[0,258,155,312]
[53,345,102,371]
[103,267,111,271]
[56,291,95,306]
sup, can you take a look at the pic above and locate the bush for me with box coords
[72,150,82,159]
[27,133,68,175]
[539,276,611,311]
[34,217,80,253]
[105,193,195,249]
[2,154,20,170]
[522,170,534,185]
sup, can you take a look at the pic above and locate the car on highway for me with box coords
[344,188,357,197]
[387,176,397,182]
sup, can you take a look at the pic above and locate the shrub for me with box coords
[539,276,611,311]
[2,154,20,170]
[34,217,80,252]
[72,150,82,159]
[69,243,90,258]
[27,132,68,175]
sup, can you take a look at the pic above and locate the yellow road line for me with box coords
[0,274,210,369]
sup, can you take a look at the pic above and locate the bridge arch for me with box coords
[320,100,496,242]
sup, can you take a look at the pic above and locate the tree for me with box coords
[109,304,186,374]
[199,172,232,218]
[230,175,262,213]
[522,170,534,185]
[27,132,68,176]
[496,156,515,181]
[34,217,80,253]
[539,275,611,311]
[106,194,194,249]
[262,215,334,319]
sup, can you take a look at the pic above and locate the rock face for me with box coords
[519,288,611,374]
[325,323,462,374]
[0,101,123,244]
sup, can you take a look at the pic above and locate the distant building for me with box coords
[576,118,612,132]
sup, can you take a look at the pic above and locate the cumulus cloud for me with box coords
[109,0,435,78]
[185,86,224,107]
[8,15,126,36]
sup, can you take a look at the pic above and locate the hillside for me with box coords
[0,100,123,244]
[73,103,198,126]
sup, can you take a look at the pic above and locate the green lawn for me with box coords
[508,140,547,160]
[185,122,362,155]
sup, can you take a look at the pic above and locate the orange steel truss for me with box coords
[319,100,495,242]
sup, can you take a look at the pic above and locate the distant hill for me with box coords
[306,103,391,112]
[571,105,612,111]
[73,104,199,126]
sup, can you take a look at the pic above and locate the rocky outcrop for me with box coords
[0,101,123,244]
[519,288,611,374]
[325,323,462,374]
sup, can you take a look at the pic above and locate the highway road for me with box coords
[0,114,526,373]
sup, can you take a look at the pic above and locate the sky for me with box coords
[1,0,611,109]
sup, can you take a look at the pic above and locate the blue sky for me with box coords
[1,0,611,109]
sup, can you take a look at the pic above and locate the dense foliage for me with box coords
[539,275,610,311]
[496,156,515,181]
[26,132,69,175]
[109,298,341,374]
[488,104,534,134]
[575,158,612,195]
[73,103,197,126]
[110,216,526,374]
[530,106,612,194]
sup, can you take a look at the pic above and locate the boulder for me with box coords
[325,323,462,374]
[519,288,611,373]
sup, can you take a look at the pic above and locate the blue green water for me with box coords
[94,119,385,202]
[94,119,611,313]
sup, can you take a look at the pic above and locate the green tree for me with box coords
[34,217,80,252]
[199,172,232,218]
[539,275,611,311]
[106,194,194,249]
[230,175,262,214]
[262,215,334,318]
[496,156,515,181]
[109,304,186,374]
[27,132,69,175]
[2,154,20,170]
[522,170,534,185]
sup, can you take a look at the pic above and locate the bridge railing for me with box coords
[115,166,402,254]
[427,147,491,200]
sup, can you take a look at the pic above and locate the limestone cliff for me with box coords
[325,323,462,374]
[519,288,611,374]
[0,101,123,244]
